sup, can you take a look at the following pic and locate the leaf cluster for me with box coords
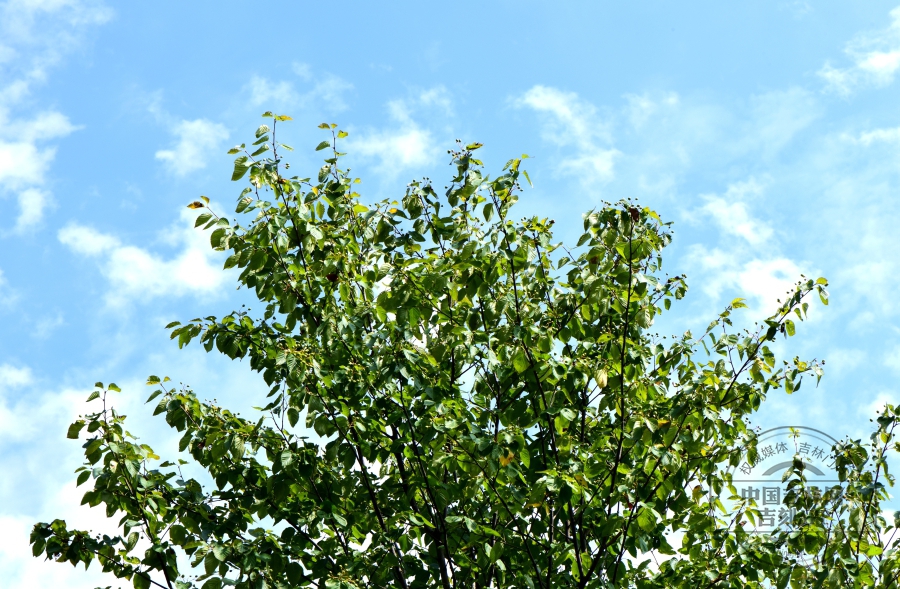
[31,115,900,589]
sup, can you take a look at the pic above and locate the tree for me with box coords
[31,114,900,588]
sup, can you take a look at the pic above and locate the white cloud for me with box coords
[0,0,102,235]
[57,222,119,255]
[13,187,50,232]
[58,209,228,305]
[736,258,809,311]
[859,391,896,417]
[0,140,54,190]
[854,126,900,145]
[33,311,64,338]
[780,0,813,18]
[0,363,33,388]
[516,85,621,186]
[696,179,773,246]
[819,6,900,94]
[248,75,299,106]
[291,61,312,79]
[0,110,75,199]
[823,348,865,378]
[155,118,229,177]
[884,344,900,373]
[0,0,112,44]
[0,268,16,308]
[681,177,813,316]
[0,364,36,442]
[349,125,435,170]
[744,88,821,158]
[0,380,135,589]
[417,86,453,115]
[245,67,352,111]
[686,246,807,315]
[5,109,78,142]
[347,88,450,175]
[624,92,679,129]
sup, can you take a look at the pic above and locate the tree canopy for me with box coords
[31,115,900,588]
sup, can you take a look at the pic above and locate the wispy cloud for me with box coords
[684,245,808,315]
[13,188,50,232]
[0,269,16,309]
[0,112,78,231]
[0,0,106,234]
[346,87,451,175]
[154,118,229,177]
[696,178,773,246]
[742,87,821,158]
[33,311,64,338]
[516,85,621,187]
[0,368,132,588]
[0,363,32,389]
[681,178,814,317]
[624,92,679,129]
[819,5,900,95]
[58,209,228,306]
[849,125,900,145]
[245,62,353,111]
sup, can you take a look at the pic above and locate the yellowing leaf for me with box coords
[187,201,205,209]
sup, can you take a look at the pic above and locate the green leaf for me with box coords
[315,140,330,151]
[133,572,151,589]
[512,350,529,373]
[66,420,85,439]
[231,156,251,181]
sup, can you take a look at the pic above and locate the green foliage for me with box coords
[31,115,900,588]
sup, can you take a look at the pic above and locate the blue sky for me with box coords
[2,1,900,585]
